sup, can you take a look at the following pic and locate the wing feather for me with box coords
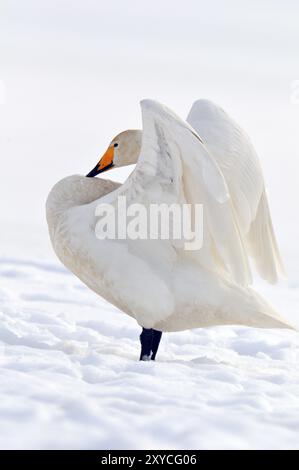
[187,99,285,283]
[112,99,252,285]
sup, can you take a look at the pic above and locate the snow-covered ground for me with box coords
[1,0,299,450]
[0,253,299,449]
[1,253,299,450]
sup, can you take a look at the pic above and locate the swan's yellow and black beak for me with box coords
[86,146,114,177]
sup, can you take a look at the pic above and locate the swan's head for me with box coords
[86,129,142,177]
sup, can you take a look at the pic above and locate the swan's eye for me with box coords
[114,143,118,148]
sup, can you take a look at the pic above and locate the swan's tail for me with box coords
[228,282,296,331]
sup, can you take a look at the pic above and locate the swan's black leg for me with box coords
[151,330,162,361]
[139,328,153,361]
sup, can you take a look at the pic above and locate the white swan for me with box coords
[46,99,293,361]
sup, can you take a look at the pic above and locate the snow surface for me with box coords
[1,0,299,451]
[1,253,299,450]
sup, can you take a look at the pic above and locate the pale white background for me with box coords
[1,0,299,450]
[1,0,299,266]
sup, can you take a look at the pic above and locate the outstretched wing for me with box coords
[187,99,285,284]
[105,99,252,285]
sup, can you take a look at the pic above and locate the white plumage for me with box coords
[187,99,285,284]
[46,99,292,332]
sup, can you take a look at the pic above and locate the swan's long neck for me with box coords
[46,174,120,236]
